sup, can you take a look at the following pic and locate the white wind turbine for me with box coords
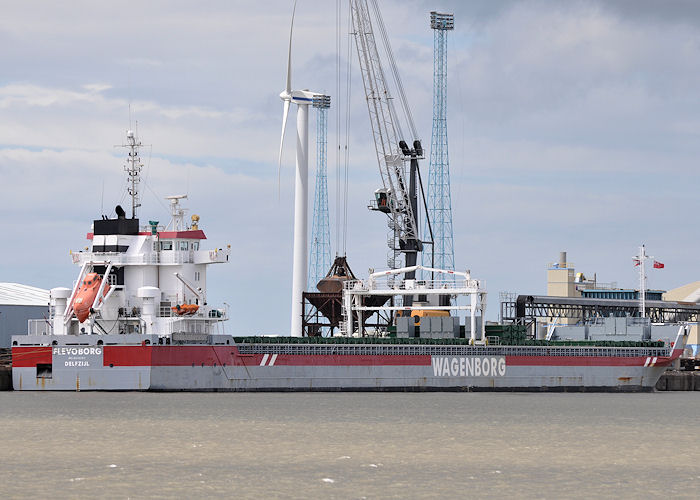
[279,1,321,337]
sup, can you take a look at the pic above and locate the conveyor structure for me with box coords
[502,295,700,324]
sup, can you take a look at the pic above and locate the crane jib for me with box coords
[350,0,426,278]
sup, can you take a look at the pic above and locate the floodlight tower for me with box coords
[423,11,455,272]
[308,94,332,290]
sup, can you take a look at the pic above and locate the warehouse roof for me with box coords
[664,281,700,302]
[0,283,50,306]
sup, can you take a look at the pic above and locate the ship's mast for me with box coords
[119,129,143,218]
[634,244,652,318]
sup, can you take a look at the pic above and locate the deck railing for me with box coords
[71,249,228,266]
[27,319,52,336]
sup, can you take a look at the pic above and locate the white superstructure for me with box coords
[31,131,230,339]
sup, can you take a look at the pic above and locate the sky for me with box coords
[1,0,700,335]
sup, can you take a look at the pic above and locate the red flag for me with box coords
[653,261,664,269]
[633,258,640,267]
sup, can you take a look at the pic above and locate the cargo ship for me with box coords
[10,131,689,391]
[11,332,686,392]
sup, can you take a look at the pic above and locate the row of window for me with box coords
[237,344,669,358]
[155,241,200,251]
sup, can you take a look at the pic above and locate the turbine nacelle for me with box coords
[279,89,317,104]
[279,88,321,170]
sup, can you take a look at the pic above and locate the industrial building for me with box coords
[545,251,666,328]
[664,282,700,355]
[499,251,700,347]
[547,251,664,303]
[0,283,49,347]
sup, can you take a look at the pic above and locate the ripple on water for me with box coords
[0,392,699,498]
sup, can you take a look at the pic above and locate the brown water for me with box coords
[1,392,699,499]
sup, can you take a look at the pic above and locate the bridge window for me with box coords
[179,241,189,251]
[160,241,173,251]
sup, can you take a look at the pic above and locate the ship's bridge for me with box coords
[78,223,229,266]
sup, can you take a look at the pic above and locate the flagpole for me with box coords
[634,245,663,318]
[639,245,646,318]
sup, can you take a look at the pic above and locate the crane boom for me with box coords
[349,0,424,285]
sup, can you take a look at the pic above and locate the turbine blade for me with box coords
[285,0,298,95]
[278,99,291,198]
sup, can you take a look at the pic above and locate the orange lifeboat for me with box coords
[171,303,199,316]
[73,272,110,323]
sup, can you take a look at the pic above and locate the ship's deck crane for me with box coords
[349,0,433,305]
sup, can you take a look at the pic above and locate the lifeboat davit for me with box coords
[73,272,110,323]
[171,303,199,316]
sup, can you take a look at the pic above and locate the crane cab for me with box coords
[373,188,391,214]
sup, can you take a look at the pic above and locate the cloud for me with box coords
[82,83,113,93]
[0,83,272,165]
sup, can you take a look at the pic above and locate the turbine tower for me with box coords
[423,11,455,272]
[279,2,322,337]
[308,94,332,290]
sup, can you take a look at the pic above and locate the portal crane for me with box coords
[349,0,432,305]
